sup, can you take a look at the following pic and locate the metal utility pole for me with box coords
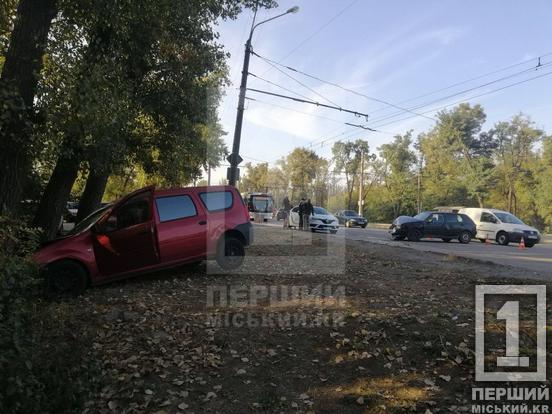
[358,150,364,216]
[417,153,424,214]
[227,6,299,186]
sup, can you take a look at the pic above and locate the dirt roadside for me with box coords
[47,225,551,413]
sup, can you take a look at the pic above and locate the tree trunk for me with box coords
[76,168,109,222]
[507,185,514,212]
[0,0,57,215]
[33,154,80,240]
[477,195,484,208]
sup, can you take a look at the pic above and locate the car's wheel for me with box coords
[525,241,535,248]
[45,260,88,296]
[496,231,509,246]
[459,231,472,244]
[392,236,405,241]
[407,228,421,242]
[361,224,367,228]
[442,238,452,243]
[216,236,245,270]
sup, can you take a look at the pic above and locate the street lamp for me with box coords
[227,6,299,186]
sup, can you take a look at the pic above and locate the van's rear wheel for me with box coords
[45,260,88,296]
[216,236,245,270]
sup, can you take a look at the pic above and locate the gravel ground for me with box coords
[43,225,552,413]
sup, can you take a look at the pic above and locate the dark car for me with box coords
[335,210,367,228]
[389,211,476,243]
[276,208,287,220]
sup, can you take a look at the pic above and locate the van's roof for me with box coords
[460,207,511,214]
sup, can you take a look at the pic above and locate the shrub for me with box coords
[0,216,99,413]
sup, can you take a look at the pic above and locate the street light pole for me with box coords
[227,6,299,186]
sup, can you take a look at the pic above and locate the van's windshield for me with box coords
[494,212,524,225]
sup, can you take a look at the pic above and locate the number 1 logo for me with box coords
[475,285,546,382]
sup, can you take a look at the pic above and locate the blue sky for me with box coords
[211,0,552,182]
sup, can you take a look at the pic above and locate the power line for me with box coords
[245,96,354,124]
[254,51,342,107]
[366,59,552,126]
[248,72,312,101]
[369,52,552,115]
[307,61,552,150]
[263,0,361,69]
[370,68,552,130]
[246,87,370,119]
[253,50,437,122]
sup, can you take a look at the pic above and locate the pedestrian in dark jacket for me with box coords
[298,198,305,229]
[303,199,314,230]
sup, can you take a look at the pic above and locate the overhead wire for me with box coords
[370,67,552,129]
[252,50,437,122]
[261,0,361,72]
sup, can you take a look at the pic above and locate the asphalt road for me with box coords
[264,220,552,279]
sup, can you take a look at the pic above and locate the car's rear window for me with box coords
[156,195,197,222]
[445,214,463,223]
[199,191,233,212]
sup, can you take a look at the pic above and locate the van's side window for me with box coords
[156,195,197,222]
[199,191,233,212]
[481,212,497,223]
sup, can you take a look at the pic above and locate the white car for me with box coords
[459,208,541,247]
[289,206,339,233]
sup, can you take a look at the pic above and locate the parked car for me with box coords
[389,211,476,243]
[275,208,287,221]
[289,206,339,233]
[335,209,367,228]
[459,208,541,247]
[64,201,79,223]
[34,185,253,294]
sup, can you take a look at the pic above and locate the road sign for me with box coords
[227,153,243,165]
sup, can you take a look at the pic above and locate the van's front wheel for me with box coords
[216,236,245,270]
[496,231,509,246]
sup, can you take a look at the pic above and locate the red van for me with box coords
[34,185,252,293]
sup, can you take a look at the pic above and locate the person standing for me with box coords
[282,195,291,229]
[298,198,305,230]
[303,198,314,231]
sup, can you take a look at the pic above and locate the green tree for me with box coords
[420,103,493,207]
[0,0,58,214]
[32,0,272,238]
[378,131,417,217]
[283,148,325,201]
[239,162,269,193]
[535,137,552,230]
[331,139,370,209]
[490,114,543,214]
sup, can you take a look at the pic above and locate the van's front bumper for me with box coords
[509,230,540,244]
